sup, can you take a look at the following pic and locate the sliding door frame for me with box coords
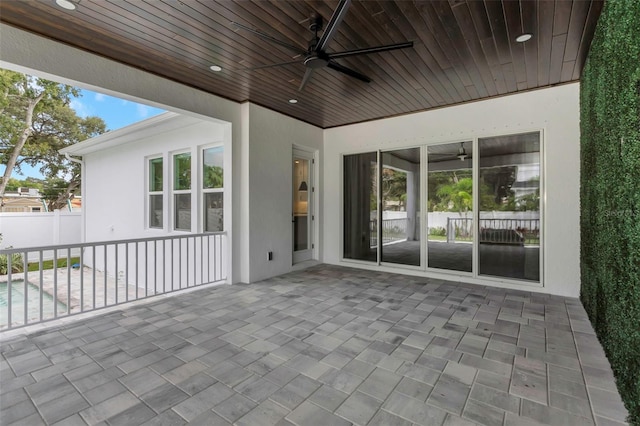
[340,128,545,289]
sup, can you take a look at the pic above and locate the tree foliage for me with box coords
[0,69,106,209]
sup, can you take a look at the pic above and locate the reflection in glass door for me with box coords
[478,133,540,281]
[380,149,420,266]
[293,152,312,264]
[427,142,473,272]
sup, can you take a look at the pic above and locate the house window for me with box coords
[202,146,224,232]
[173,152,191,231]
[148,157,163,229]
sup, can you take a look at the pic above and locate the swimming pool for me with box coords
[0,280,67,327]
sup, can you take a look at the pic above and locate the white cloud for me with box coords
[137,104,151,118]
[94,92,106,102]
[69,98,90,118]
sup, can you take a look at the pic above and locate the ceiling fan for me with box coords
[231,0,414,91]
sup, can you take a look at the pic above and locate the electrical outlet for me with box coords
[268,251,273,261]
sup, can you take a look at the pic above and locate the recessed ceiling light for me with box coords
[55,0,77,10]
[516,33,533,43]
[209,65,222,72]
[288,99,298,104]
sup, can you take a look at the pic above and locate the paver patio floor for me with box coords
[0,264,629,425]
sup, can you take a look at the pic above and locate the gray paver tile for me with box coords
[0,398,39,424]
[38,391,90,425]
[318,368,364,393]
[213,393,258,423]
[357,367,402,401]
[335,390,380,425]
[588,386,629,423]
[139,409,186,426]
[470,383,520,413]
[139,382,189,413]
[307,385,350,412]
[286,400,351,426]
[383,391,448,425]
[235,399,289,426]
[395,376,434,402]
[396,362,441,386]
[79,391,139,424]
[50,413,86,426]
[549,391,593,420]
[8,412,46,426]
[84,380,128,405]
[427,375,471,415]
[188,410,232,425]
[174,382,235,420]
[462,399,505,426]
[442,361,477,386]
[367,409,412,426]
[106,402,156,426]
[521,399,594,426]
[118,366,167,397]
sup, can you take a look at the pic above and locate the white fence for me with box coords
[0,211,81,260]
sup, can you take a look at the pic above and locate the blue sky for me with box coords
[2,89,165,180]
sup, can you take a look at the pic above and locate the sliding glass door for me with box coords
[342,131,542,284]
[380,149,420,266]
[478,132,540,281]
[343,152,377,262]
[427,142,473,272]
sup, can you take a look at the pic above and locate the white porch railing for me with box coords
[0,232,227,330]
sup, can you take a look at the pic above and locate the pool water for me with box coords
[0,280,67,327]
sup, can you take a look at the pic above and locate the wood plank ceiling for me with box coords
[0,0,603,129]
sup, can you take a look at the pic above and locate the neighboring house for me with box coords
[0,188,45,212]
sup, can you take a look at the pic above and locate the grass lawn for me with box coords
[27,257,80,272]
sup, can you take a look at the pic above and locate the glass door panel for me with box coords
[478,132,540,281]
[427,142,473,272]
[293,154,312,263]
[381,148,421,266]
[343,152,377,262]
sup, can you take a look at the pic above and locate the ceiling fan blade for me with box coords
[299,68,315,91]
[231,21,307,56]
[316,0,351,52]
[329,41,414,60]
[327,61,371,83]
[248,60,301,71]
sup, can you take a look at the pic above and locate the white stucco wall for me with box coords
[80,117,225,242]
[323,84,581,297]
[246,104,323,282]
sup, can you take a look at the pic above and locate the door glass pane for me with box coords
[204,192,223,232]
[174,194,191,231]
[381,148,420,266]
[427,142,473,272]
[343,152,377,262]
[478,132,540,281]
[293,158,309,252]
[203,147,223,189]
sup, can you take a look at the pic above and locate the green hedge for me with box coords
[580,0,640,424]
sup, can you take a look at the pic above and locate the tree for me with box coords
[0,69,106,208]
